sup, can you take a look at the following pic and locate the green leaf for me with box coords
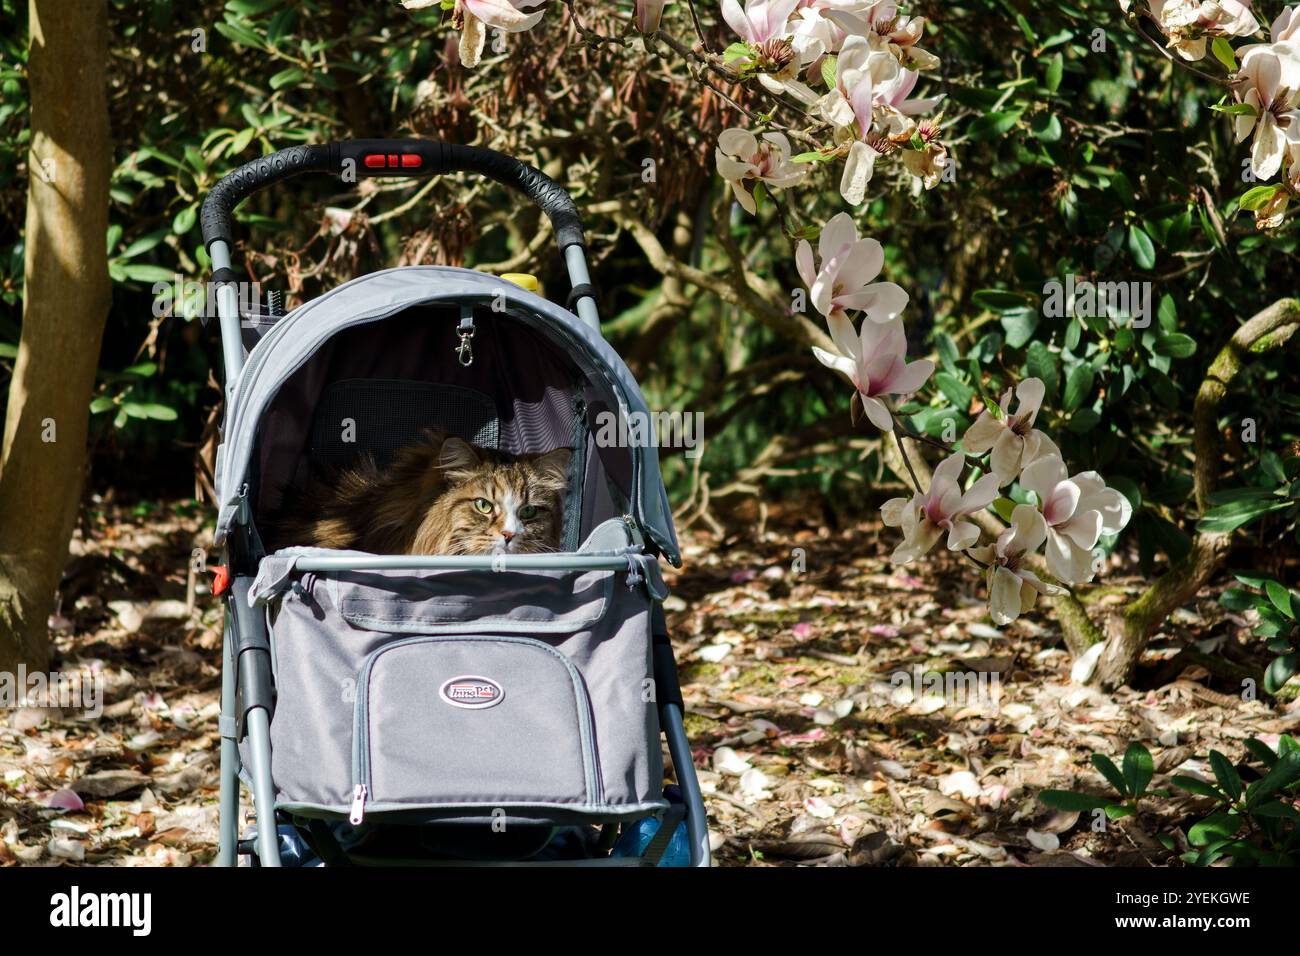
[973,289,1031,312]
[1240,184,1281,211]
[1220,587,1267,612]
[935,371,975,410]
[1197,498,1291,533]
[1212,102,1257,117]
[1210,36,1237,70]
[966,110,1023,142]
[1171,775,1223,799]
[172,205,197,235]
[269,67,305,90]
[1208,750,1242,801]
[1244,738,1281,768]
[820,54,837,90]
[790,150,834,164]
[722,41,754,64]
[1153,333,1196,358]
[1122,742,1154,798]
[1001,308,1039,348]
[119,264,178,283]
[214,19,265,50]
[1266,581,1296,619]
[89,396,116,414]
[1029,113,1062,143]
[1127,225,1156,270]
[1092,753,1128,796]
[991,496,1016,522]
[1038,790,1114,812]
[1062,363,1094,413]
[1265,652,1300,695]
[1188,811,1240,846]
[1025,341,1059,398]
[1044,52,1063,93]
[1250,751,1300,801]
[119,230,168,259]
[1249,800,1300,820]
[229,127,256,156]
[121,402,178,422]
[1067,407,1101,433]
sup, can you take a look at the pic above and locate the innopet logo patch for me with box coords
[439,676,504,709]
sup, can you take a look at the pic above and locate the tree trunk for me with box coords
[0,0,111,674]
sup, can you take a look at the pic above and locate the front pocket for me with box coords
[349,635,599,822]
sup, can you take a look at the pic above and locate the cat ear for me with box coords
[438,436,482,475]
[532,447,573,487]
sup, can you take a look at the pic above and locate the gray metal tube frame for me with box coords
[216,610,241,867]
[564,244,600,331]
[292,553,635,573]
[661,701,711,867]
[245,706,281,867]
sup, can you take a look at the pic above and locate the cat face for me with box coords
[410,437,572,556]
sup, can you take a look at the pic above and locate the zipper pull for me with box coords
[349,784,367,825]
[622,513,645,550]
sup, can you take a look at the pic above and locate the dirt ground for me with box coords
[2,497,1297,867]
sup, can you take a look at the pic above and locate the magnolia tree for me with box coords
[1122,0,1300,225]
[398,0,1300,688]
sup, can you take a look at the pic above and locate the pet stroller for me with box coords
[200,139,709,866]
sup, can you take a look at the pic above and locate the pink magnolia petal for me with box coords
[882,357,934,396]
[46,789,85,811]
[961,412,1002,454]
[860,394,895,431]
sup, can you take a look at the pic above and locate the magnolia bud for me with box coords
[635,0,666,34]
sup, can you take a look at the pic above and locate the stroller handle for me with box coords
[199,139,587,254]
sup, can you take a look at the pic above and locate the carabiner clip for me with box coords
[455,306,475,367]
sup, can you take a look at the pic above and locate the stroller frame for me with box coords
[201,139,710,867]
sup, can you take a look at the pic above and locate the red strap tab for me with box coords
[212,565,231,596]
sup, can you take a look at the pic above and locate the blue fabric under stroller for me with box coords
[200,139,708,867]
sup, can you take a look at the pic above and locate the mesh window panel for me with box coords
[309,379,500,470]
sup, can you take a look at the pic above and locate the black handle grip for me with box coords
[200,138,585,256]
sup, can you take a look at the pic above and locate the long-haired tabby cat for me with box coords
[275,428,572,556]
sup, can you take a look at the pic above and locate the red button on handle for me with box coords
[363,153,386,168]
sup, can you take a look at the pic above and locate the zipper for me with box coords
[351,634,601,815]
[622,513,645,550]
[349,783,367,825]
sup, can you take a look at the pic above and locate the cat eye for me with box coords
[472,498,493,515]
[518,505,538,520]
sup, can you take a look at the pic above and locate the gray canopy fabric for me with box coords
[213,265,681,564]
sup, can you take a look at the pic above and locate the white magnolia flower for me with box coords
[715,129,809,213]
[1148,0,1258,61]
[811,316,933,431]
[969,505,1066,625]
[409,0,546,68]
[722,0,801,43]
[817,36,902,203]
[1234,49,1300,180]
[961,377,1061,485]
[882,453,1001,563]
[795,211,910,323]
[1019,455,1133,584]
[826,2,940,70]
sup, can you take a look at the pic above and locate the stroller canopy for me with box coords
[212,266,681,564]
